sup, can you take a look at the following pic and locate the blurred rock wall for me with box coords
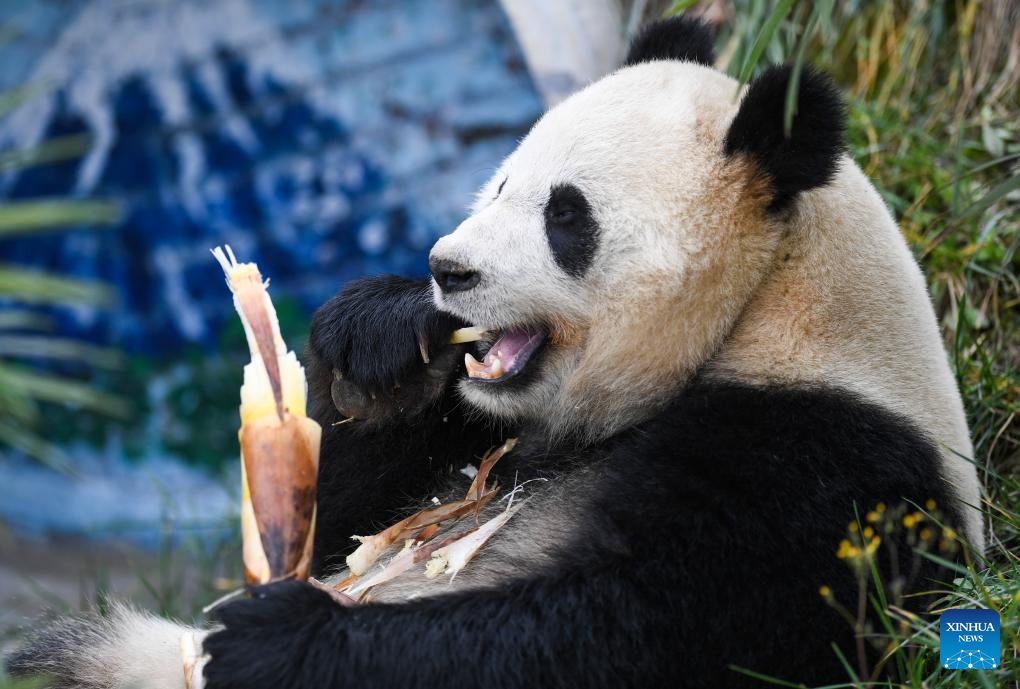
[0,0,542,538]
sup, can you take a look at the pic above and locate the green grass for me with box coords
[704,0,1018,685]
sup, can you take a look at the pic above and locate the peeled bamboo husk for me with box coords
[335,438,521,601]
[181,631,208,689]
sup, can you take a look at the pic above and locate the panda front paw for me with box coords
[306,275,465,423]
[203,580,343,689]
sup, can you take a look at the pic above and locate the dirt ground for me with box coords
[0,529,235,657]
[1,533,143,650]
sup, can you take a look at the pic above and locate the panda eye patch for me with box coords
[549,204,577,224]
[545,185,587,226]
[543,184,599,277]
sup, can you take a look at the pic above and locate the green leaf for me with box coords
[0,364,131,418]
[0,80,55,120]
[0,265,114,306]
[736,0,797,87]
[662,0,700,18]
[0,387,40,426]
[0,310,53,331]
[917,549,973,576]
[0,335,123,368]
[0,198,121,237]
[0,133,93,174]
[829,642,860,684]
[783,1,826,136]
[0,419,76,476]
[726,665,806,687]
[955,170,1020,223]
[0,675,54,689]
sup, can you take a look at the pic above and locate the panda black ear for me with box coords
[724,65,846,213]
[625,16,715,67]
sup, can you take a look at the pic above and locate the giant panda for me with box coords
[8,16,982,689]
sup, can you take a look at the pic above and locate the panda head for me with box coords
[429,17,846,440]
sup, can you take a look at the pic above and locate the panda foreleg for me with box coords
[305,274,498,576]
[202,563,684,689]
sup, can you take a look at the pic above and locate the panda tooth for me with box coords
[464,352,485,377]
[464,352,503,380]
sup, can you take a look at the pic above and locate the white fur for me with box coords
[704,159,982,547]
[431,60,983,547]
[13,604,193,689]
[433,63,764,438]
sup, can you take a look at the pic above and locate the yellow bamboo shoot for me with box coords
[212,245,321,584]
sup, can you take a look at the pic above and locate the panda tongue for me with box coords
[465,327,543,380]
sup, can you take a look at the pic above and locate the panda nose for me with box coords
[429,257,480,293]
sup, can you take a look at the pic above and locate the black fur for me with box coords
[724,65,847,213]
[307,275,464,394]
[5,614,99,688]
[624,16,716,67]
[544,184,599,277]
[304,275,498,571]
[309,378,497,574]
[202,380,961,689]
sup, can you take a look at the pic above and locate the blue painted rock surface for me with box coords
[0,0,542,540]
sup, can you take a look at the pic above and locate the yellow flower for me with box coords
[866,511,880,523]
[863,526,874,538]
[876,502,886,513]
[919,528,932,541]
[943,527,957,540]
[925,498,937,510]
[865,536,881,556]
[819,585,832,598]
[836,540,862,559]
[848,521,859,533]
[903,515,916,528]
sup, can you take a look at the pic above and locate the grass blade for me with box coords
[0,335,123,368]
[0,363,130,418]
[0,80,55,120]
[0,418,76,476]
[662,0,700,18]
[955,170,1020,223]
[0,310,53,331]
[829,642,860,684]
[0,133,93,174]
[783,1,825,136]
[0,266,114,306]
[0,199,121,237]
[736,0,796,86]
[726,665,805,687]
[0,388,41,426]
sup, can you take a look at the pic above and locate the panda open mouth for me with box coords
[464,326,547,383]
